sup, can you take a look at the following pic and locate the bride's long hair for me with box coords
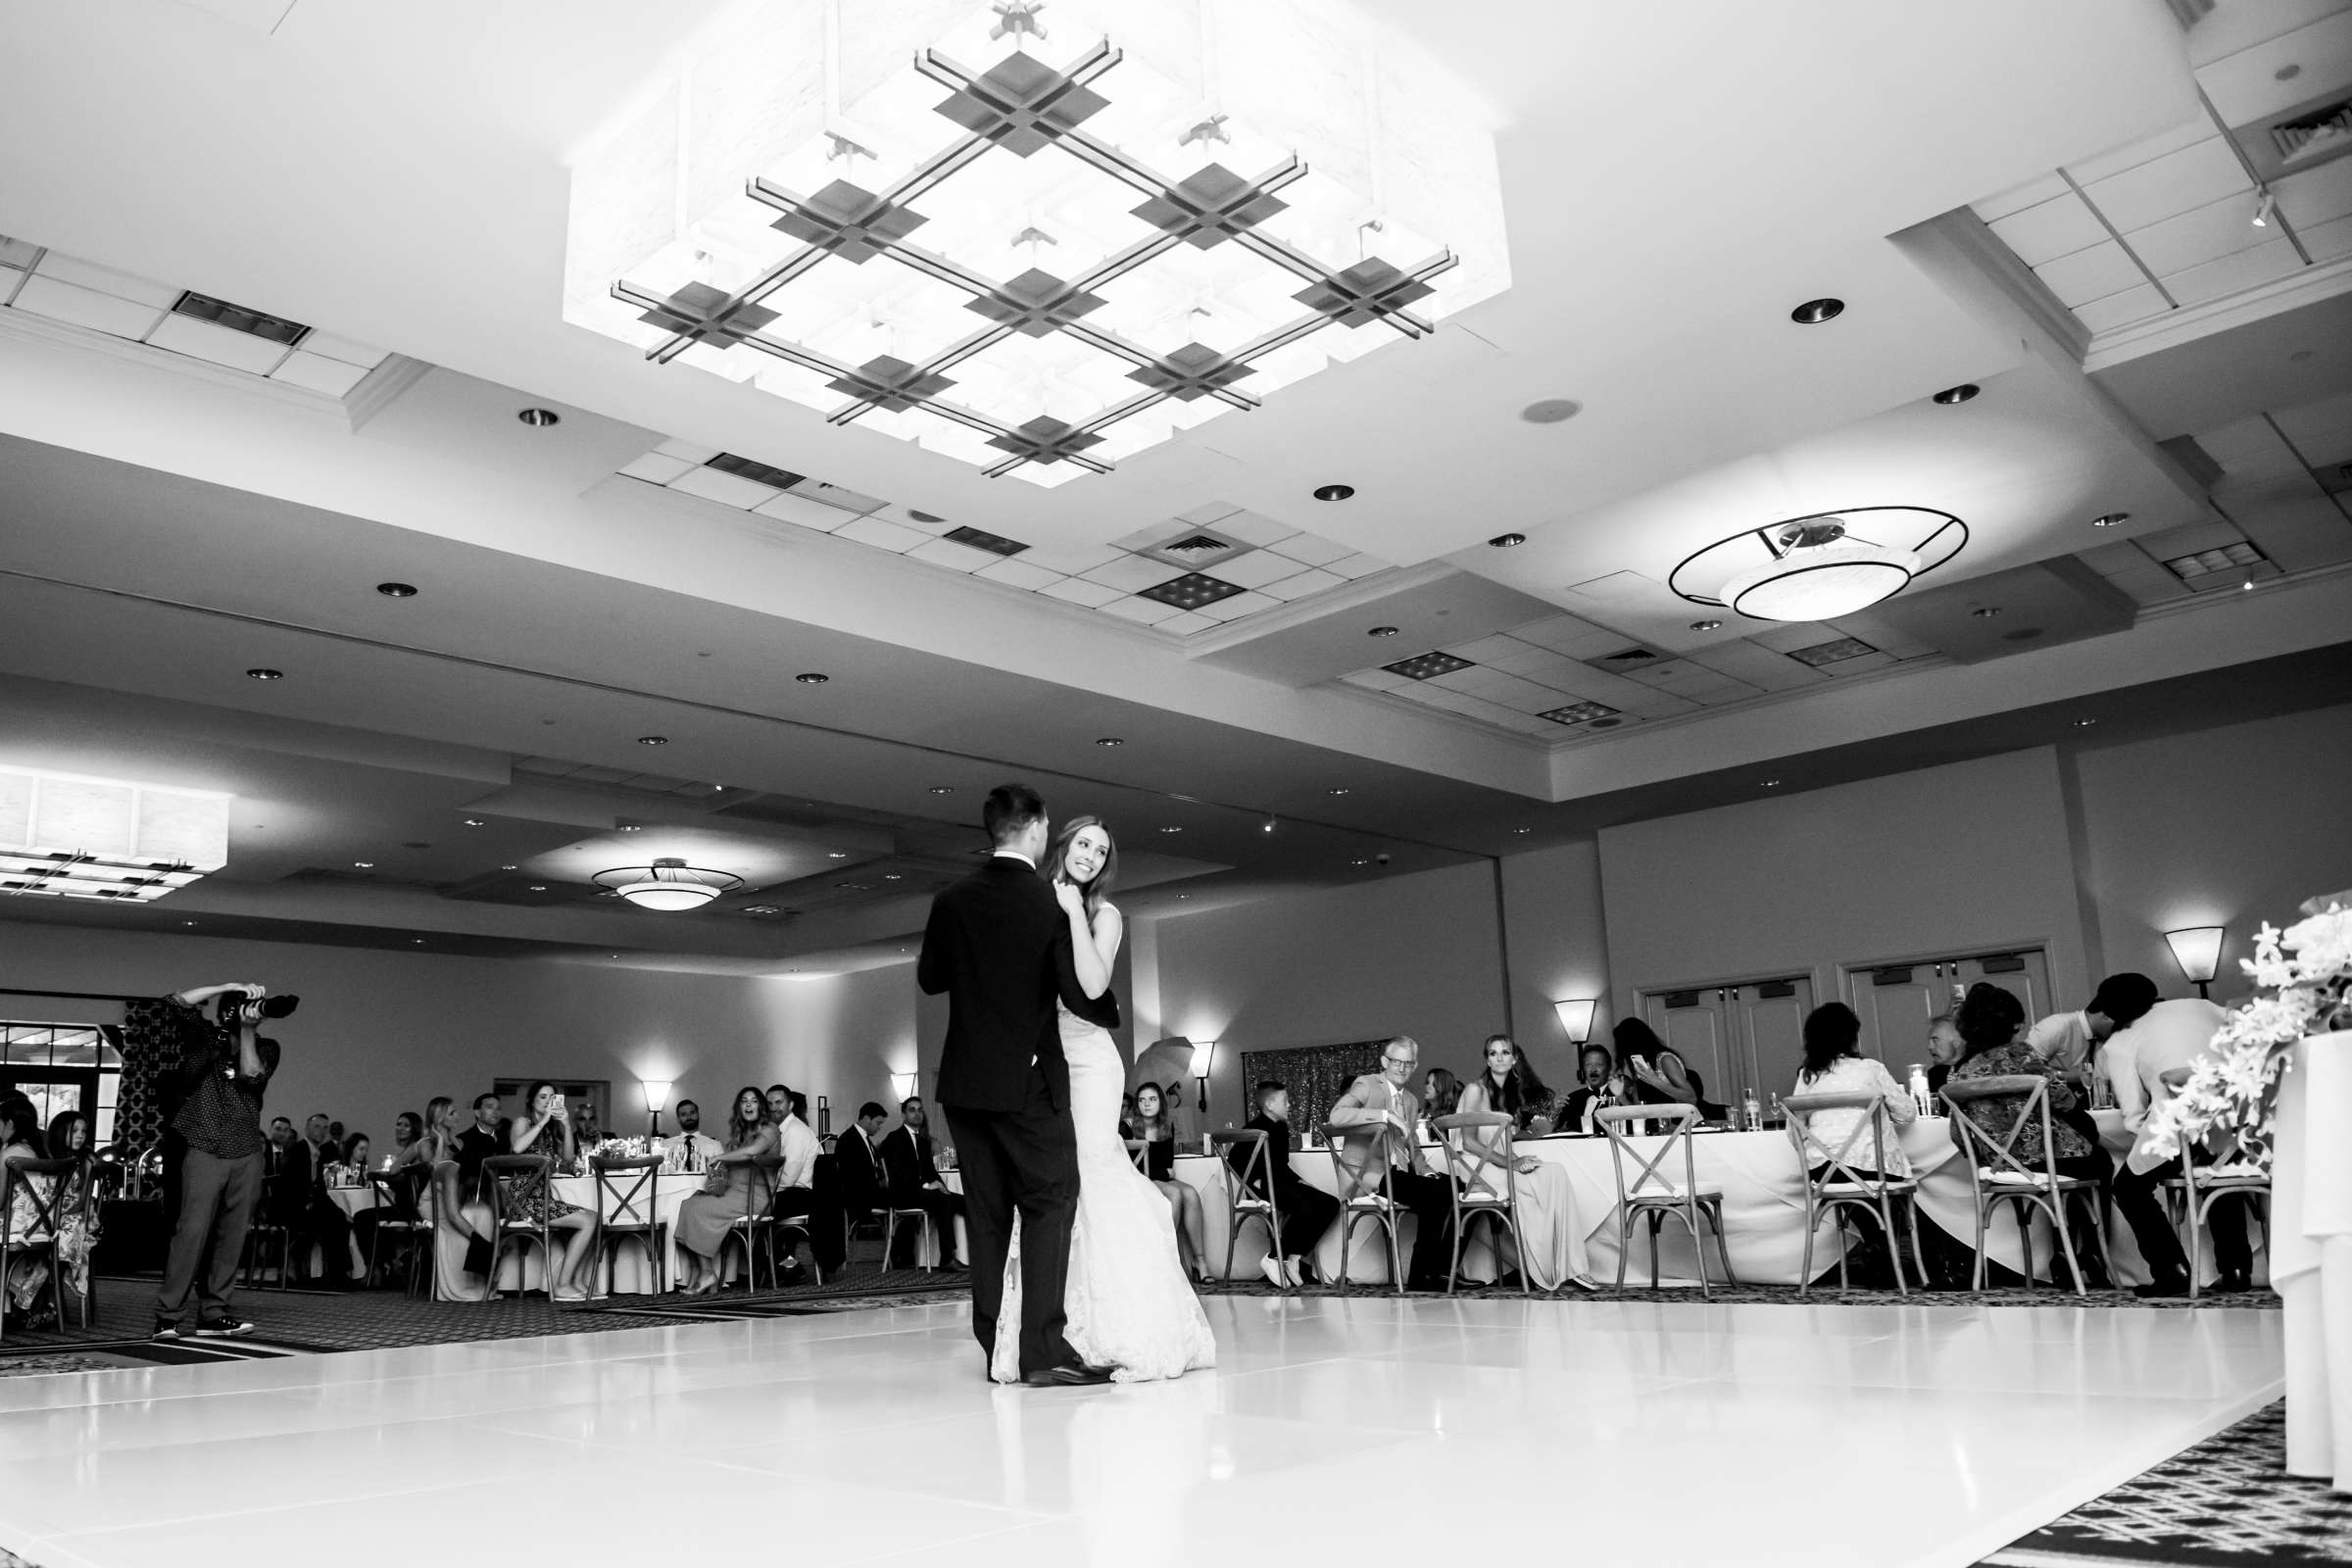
[1046,814,1118,922]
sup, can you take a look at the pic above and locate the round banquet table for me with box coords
[2274,1030,2351,1489]
[1170,1109,2259,1290]
[329,1170,699,1299]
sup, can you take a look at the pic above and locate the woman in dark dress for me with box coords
[1126,1083,1205,1283]
[505,1081,598,1299]
[1614,1018,1730,1122]
[673,1086,779,1295]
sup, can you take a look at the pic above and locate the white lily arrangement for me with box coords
[2143,890,2352,1166]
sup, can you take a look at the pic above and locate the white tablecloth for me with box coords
[332,1171,697,1298]
[2276,1030,2351,1489]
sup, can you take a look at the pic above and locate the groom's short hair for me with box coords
[983,782,1047,846]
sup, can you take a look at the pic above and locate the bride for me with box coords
[990,815,1216,1384]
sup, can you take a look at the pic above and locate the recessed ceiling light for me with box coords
[516,408,561,427]
[638,736,667,747]
[1519,398,1582,424]
[1177,894,1189,900]
[883,873,902,881]
[2074,719,2097,728]
[1789,298,1844,324]
[1689,618,1722,632]
[462,818,485,827]
[183,920,198,927]
[795,672,829,685]
[1488,532,1527,548]
[413,938,425,945]
[2277,62,2302,80]
[1931,384,1980,406]
[929,786,955,795]
[1261,816,1277,833]
[529,884,548,892]
[2093,512,2129,528]
[2289,350,2314,363]
[619,824,642,832]
[353,860,374,869]
[1095,737,1124,748]
[1368,625,1399,638]
[1327,787,1350,796]
[1159,826,1182,833]
[246,668,283,681]
[1762,779,1782,788]
[1312,483,1355,502]
[1351,858,1369,865]
[376,582,418,598]
[500,863,518,871]
[828,851,849,858]
[1972,607,2001,618]
[1512,827,1531,835]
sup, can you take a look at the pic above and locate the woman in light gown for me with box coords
[991,815,1215,1384]
[1453,1035,1599,1292]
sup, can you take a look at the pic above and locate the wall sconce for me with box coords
[891,1071,917,1102]
[1190,1040,1216,1112]
[1552,999,1598,1046]
[2164,926,2227,999]
[641,1079,671,1139]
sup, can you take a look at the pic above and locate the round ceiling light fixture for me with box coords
[1789,298,1845,324]
[1095,737,1124,748]
[1367,625,1399,638]
[638,736,667,747]
[1312,483,1355,502]
[516,408,562,428]
[376,582,418,598]
[246,667,284,681]
[1931,384,1980,406]
[1520,398,1582,424]
[594,857,743,911]
[795,672,829,685]
[2092,512,2129,528]
[1689,618,1723,632]
[1488,532,1527,548]
[1670,506,1965,623]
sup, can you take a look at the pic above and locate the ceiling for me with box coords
[1,0,2350,970]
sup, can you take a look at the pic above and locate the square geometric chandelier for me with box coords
[564,0,1508,486]
[0,766,230,903]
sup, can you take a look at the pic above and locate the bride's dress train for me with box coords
[992,1004,1217,1383]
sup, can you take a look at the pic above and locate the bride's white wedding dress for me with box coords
[991,1000,1217,1384]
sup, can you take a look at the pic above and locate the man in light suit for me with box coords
[1327,1036,1456,1291]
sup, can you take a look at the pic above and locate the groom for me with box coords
[918,782,1111,1387]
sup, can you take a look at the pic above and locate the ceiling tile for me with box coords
[1097,595,1182,625]
[30,252,178,307]
[1505,614,1610,654]
[1261,533,1351,567]
[297,331,388,368]
[1156,611,1221,636]
[1205,549,1309,590]
[653,437,721,464]
[618,451,694,485]
[2278,156,2352,229]
[144,312,292,372]
[1037,576,1124,608]
[834,514,931,553]
[2074,284,2172,333]
[1681,640,1826,692]
[1257,566,1347,602]
[905,537,1002,572]
[971,557,1064,591]
[2272,392,2352,465]
[1193,589,1283,622]
[1211,510,1300,548]
[2125,192,2275,275]
[2080,137,2252,232]
[8,274,168,337]
[1448,634,1532,664]
[2196,9,2352,125]
[2034,242,2151,306]
[752,492,853,531]
[1019,542,1124,576]
[2161,237,2304,306]
[1988,195,2109,266]
[1175,501,1242,525]
[667,466,778,510]
[268,350,368,396]
[1340,667,1408,692]
[2302,211,2352,264]
[2235,493,2352,571]
[1079,555,1179,592]
[1324,553,1388,580]
[2064,117,2218,186]
[1971,172,2072,221]
[1108,518,1180,552]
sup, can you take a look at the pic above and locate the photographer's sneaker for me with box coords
[151,1318,182,1341]
[193,1315,254,1338]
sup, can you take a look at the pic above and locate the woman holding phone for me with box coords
[506,1082,597,1299]
[1612,1018,1728,1122]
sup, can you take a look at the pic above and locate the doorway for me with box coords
[1640,975,1816,1110]
[1842,949,2054,1071]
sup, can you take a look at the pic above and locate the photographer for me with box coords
[152,980,294,1339]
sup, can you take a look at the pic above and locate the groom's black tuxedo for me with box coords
[919,853,1111,1377]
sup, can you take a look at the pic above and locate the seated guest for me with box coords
[2030,973,2158,1087]
[1790,1002,1916,1180]
[1329,1037,1456,1292]
[1454,1037,1597,1292]
[765,1084,831,1278]
[261,1116,308,1227]
[1947,983,2138,1292]
[2104,994,2241,1294]
[1559,1045,1630,1132]
[296,1111,353,1288]
[674,1087,779,1295]
[1,1094,59,1332]
[42,1110,101,1309]
[338,1133,372,1179]
[876,1096,965,1270]
[1124,1084,1205,1282]
[1230,1081,1339,1287]
[1925,1013,1964,1096]
[1614,1018,1729,1121]
[505,1082,599,1300]
[836,1102,890,1226]
[664,1099,725,1168]
[570,1101,603,1152]
[1468,1033,1559,1135]
[390,1111,423,1162]
[1423,1067,1462,1121]
[454,1094,504,1203]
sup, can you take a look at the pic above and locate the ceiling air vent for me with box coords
[1139,527,1248,569]
[2163,540,2274,587]
[2272,97,2352,170]
[1788,636,1879,667]
[1596,646,1658,664]
[943,525,1028,557]
[1539,701,1619,725]
[704,453,805,490]
[171,291,311,346]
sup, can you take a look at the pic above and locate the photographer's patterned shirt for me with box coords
[160,998,279,1160]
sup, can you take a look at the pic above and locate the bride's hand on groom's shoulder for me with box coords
[1052,879,1087,919]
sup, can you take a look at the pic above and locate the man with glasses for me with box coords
[1328,1037,1457,1291]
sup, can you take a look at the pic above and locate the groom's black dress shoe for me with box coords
[1020,1362,1115,1388]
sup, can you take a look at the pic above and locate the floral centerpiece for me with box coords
[2144,890,2352,1166]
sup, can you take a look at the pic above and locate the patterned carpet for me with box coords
[1194,1275,2285,1310]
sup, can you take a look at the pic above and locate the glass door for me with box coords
[0,1022,124,1146]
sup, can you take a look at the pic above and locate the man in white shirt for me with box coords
[2028,973,2158,1083]
[662,1099,725,1168]
[764,1082,827,1279]
[2098,995,2254,1291]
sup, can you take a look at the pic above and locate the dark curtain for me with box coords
[1239,1041,1386,1133]
[113,999,176,1156]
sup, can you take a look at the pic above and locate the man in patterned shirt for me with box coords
[153,981,283,1340]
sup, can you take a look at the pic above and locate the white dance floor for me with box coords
[0,1296,2283,1568]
